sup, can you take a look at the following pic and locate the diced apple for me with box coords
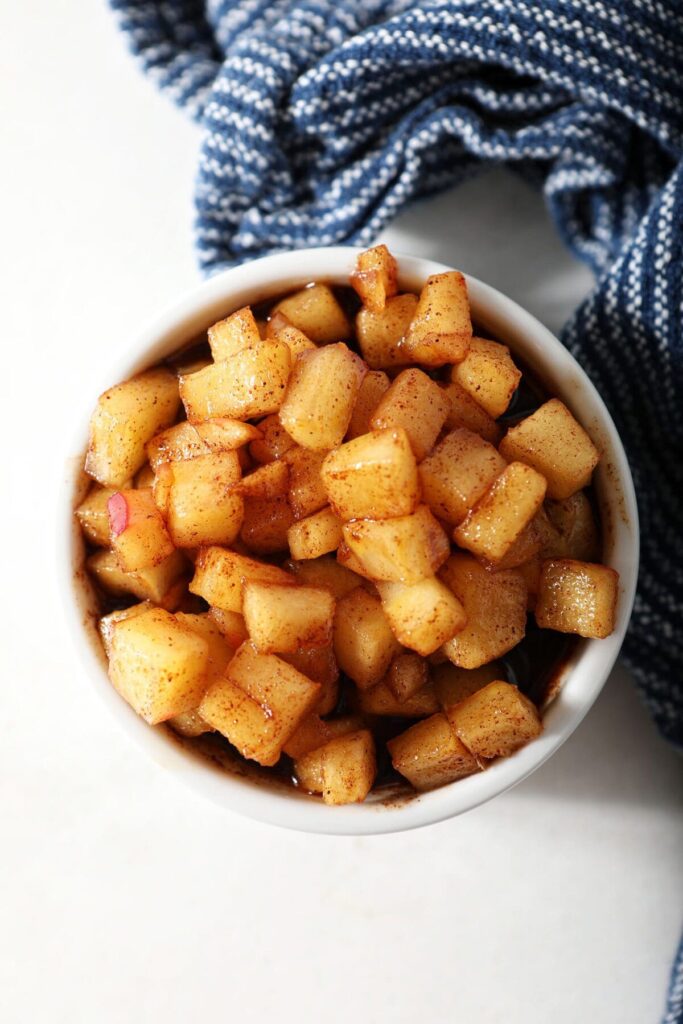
[193,417,262,451]
[499,399,600,499]
[199,643,321,765]
[265,311,316,357]
[208,607,248,647]
[419,429,507,526]
[450,337,522,418]
[243,582,335,654]
[249,414,297,464]
[535,559,618,638]
[356,680,440,717]
[165,451,243,548]
[233,460,289,500]
[445,681,541,758]
[175,611,235,676]
[402,272,472,366]
[240,495,295,554]
[279,343,365,450]
[146,421,208,469]
[189,546,296,612]
[208,306,261,361]
[321,428,419,521]
[287,506,343,560]
[388,713,481,791]
[441,380,502,444]
[336,542,374,580]
[545,492,600,562]
[75,486,116,547]
[377,577,467,656]
[168,709,214,738]
[440,554,527,668]
[273,284,350,344]
[87,548,187,605]
[370,368,450,462]
[280,644,339,715]
[433,661,504,709]
[179,340,291,423]
[295,730,376,804]
[108,488,175,572]
[108,607,211,724]
[454,462,547,563]
[344,506,449,584]
[385,652,429,703]
[85,368,180,487]
[284,447,329,519]
[283,714,365,759]
[284,556,363,599]
[99,601,152,658]
[356,293,417,369]
[350,244,398,311]
[333,588,401,690]
[347,370,391,439]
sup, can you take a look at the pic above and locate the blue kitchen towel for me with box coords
[110,1,682,1013]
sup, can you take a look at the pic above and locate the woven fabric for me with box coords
[109,3,683,1010]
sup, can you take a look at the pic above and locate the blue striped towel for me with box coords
[110,3,682,1017]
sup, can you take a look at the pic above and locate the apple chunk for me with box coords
[342,506,449,584]
[166,452,244,548]
[445,681,542,759]
[419,429,506,526]
[189,546,296,612]
[356,293,418,369]
[273,284,350,344]
[279,342,365,451]
[295,730,376,805]
[535,559,618,638]
[388,713,481,791]
[108,488,175,573]
[321,428,419,521]
[451,337,521,418]
[377,577,467,656]
[402,272,472,366]
[243,582,335,654]
[350,244,398,311]
[370,368,450,461]
[179,340,291,423]
[333,588,401,690]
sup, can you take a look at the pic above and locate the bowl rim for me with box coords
[58,246,640,836]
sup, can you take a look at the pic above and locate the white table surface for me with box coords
[2,4,682,1023]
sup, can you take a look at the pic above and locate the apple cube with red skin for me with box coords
[76,486,116,547]
[445,681,542,759]
[108,488,175,573]
[535,559,618,638]
[388,713,481,791]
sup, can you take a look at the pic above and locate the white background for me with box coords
[2,4,682,1022]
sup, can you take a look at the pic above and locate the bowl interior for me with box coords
[62,247,639,835]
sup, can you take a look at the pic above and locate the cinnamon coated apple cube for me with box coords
[243,582,335,654]
[356,293,417,368]
[87,548,187,605]
[233,459,289,500]
[249,414,296,464]
[535,559,618,638]
[370,368,450,460]
[488,517,543,571]
[388,713,481,791]
[279,343,365,450]
[445,681,541,759]
[441,380,502,445]
[240,495,295,554]
[433,661,504,709]
[454,462,547,564]
[347,370,391,439]
[146,421,208,469]
[377,577,467,656]
[99,601,152,657]
[108,488,175,572]
[385,652,429,703]
[356,679,440,717]
[545,492,600,562]
[265,311,317,357]
[208,607,248,647]
[175,612,236,675]
[280,644,339,714]
[402,272,472,366]
[179,340,291,423]
[440,554,527,668]
[283,714,366,759]
[321,428,419,520]
[208,306,261,361]
[168,709,215,738]
[273,284,350,343]
[199,643,321,765]
[108,607,211,724]
[342,505,449,583]
[284,555,363,600]
[295,730,376,804]
[499,399,600,499]
[189,546,296,612]
[167,452,243,548]
[451,337,522,418]
[350,244,398,311]
[419,428,507,526]
[336,542,374,579]
[76,486,116,547]
[85,368,180,487]
[287,506,343,560]
[284,447,329,519]
[193,417,262,452]
[333,588,401,689]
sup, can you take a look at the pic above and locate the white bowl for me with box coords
[59,247,639,835]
